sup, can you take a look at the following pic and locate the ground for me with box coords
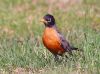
[0,0,100,74]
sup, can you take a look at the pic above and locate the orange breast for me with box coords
[42,27,65,55]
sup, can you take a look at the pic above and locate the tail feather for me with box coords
[71,47,78,50]
[71,46,84,52]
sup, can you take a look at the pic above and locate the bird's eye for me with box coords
[47,18,51,22]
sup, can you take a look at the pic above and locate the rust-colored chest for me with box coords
[42,27,65,55]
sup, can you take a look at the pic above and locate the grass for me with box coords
[0,0,100,74]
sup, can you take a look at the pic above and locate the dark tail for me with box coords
[71,46,83,51]
[71,47,78,50]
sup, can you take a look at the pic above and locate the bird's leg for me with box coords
[59,54,68,62]
[65,54,68,58]
[68,50,73,56]
[53,54,59,62]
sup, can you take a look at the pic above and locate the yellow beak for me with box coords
[40,19,47,24]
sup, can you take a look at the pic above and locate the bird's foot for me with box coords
[54,55,59,62]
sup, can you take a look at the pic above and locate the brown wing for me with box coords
[57,31,78,53]
[58,33,71,51]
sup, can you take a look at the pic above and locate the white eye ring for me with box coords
[47,18,51,22]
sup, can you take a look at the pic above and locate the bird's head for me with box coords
[40,14,55,27]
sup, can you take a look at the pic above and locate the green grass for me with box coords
[0,0,100,74]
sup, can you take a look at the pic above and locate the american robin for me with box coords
[40,14,78,61]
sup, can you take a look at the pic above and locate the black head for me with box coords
[40,14,55,27]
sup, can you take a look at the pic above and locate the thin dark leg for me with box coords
[68,50,73,56]
[65,55,68,58]
[59,54,68,62]
[53,54,59,62]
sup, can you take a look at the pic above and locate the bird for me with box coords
[40,14,78,61]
